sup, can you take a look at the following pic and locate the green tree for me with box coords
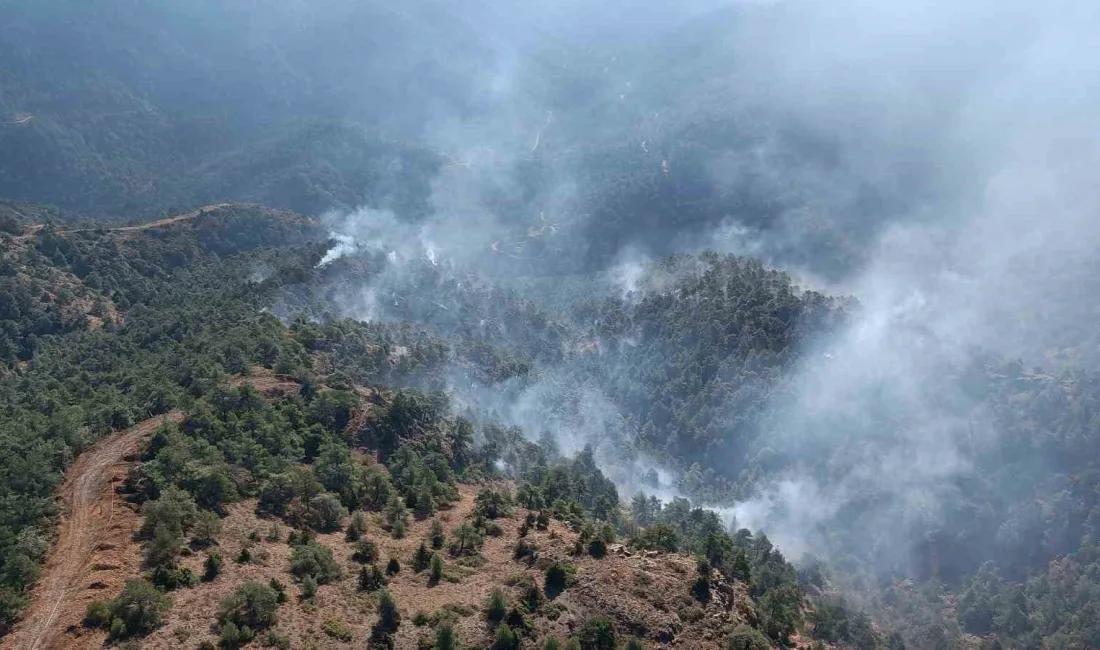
[760,586,802,642]
[449,522,483,556]
[346,511,368,541]
[308,493,348,532]
[545,561,573,599]
[204,549,223,581]
[430,553,444,584]
[578,617,616,650]
[413,542,431,572]
[191,509,222,547]
[218,581,280,630]
[430,519,446,549]
[354,540,380,564]
[435,622,458,650]
[106,579,171,639]
[290,540,341,583]
[359,564,387,592]
[492,624,521,650]
[376,589,401,633]
[141,487,198,537]
[486,588,507,624]
[726,625,771,650]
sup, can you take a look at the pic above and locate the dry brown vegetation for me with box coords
[131,483,751,650]
[13,465,753,650]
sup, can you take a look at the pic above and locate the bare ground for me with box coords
[1,412,186,650]
[1,371,298,650]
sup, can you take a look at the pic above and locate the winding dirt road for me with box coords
[1,370,300,650]
[1,412,185,650]
[11,203,233,243]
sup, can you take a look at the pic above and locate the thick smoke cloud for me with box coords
[724,0,1100,568]
[308,0,1100,577]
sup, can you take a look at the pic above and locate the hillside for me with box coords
[0,207,821,649]
[3,2,1100,649]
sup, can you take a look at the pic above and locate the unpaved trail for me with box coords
[0,411,185,650]
[1,371,298,650]
[105,203,232,232]
[11,203,233,242]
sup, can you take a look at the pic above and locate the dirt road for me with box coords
[1,370,299,650]
[1,412,185,650]
[11,203,233,243]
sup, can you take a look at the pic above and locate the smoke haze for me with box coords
[289,0,1100,581]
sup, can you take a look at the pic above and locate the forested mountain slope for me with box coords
[5,196,1100,649]
[0,208,822,649]
[2,0,1100,648]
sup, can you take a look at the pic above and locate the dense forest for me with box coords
[3,0,1100,648]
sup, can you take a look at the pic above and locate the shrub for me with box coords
[430,553,444,584]
[322,619,354,641]
[692,558,712,603]
[150,562,197,590]
[376,589,401,633]
[474,488,513,520]
[265,522,283,543]
[413,542,431,572]
[290,540,341,583]
[486,588,507,623]
[309,493,348,532]
[523,581,543,613]
[429,519,445,549]
[204,549,223,581]
[346,511,368,541]
[145,523,183,571]
[492,624,521,650]
[626,638,647,650]
[544,561,574,599]
[634,524,678,552]
[449,522,483,556]
[505,606,530,635]
[191,510,222,547]
[359,565,388,592]
[434,622,458,650]
[354,540,380,564]
[384,494,409,530]
[678,604,705,623]
[218,581,280,630]
[141,487,197,538]
[84,600,110,627]
[514,539,537,561]
[578,617,617,650]
[260,631,291,649]
[219,620,256,648]
[727,625,772,650]
[269,578,288,603]
[386,558,401,575]
[300,575,318,600]
[106,579,171,639]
